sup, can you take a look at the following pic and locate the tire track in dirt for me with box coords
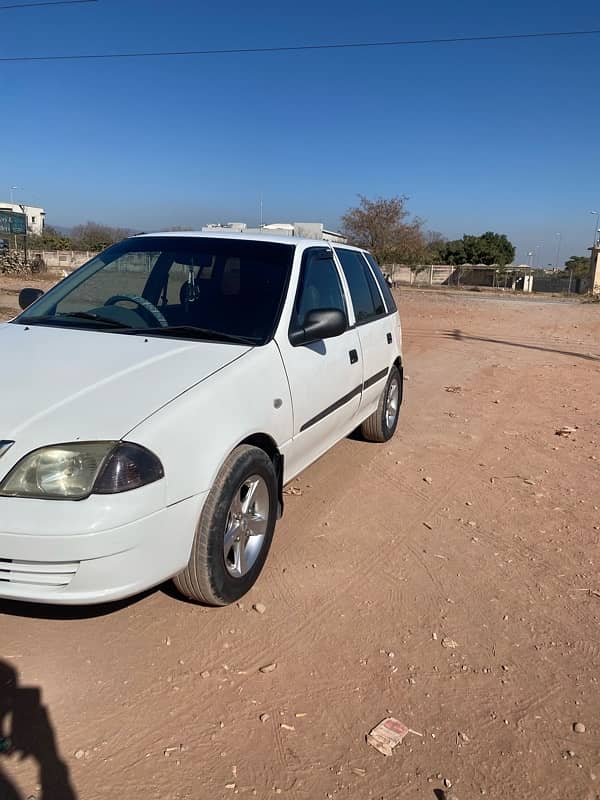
[256,335,539,662]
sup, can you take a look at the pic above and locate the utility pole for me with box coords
[18,203,28,266]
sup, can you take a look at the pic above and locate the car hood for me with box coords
[0,323,250,447]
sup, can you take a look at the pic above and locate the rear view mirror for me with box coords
[174,253,213,268]
[289,308,347,347]
[19,288,44,310]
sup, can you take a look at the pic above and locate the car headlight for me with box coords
[0,442,164,500]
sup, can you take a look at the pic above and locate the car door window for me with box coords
[335,248,385,324]
[291,249,347,332]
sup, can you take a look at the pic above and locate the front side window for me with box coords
[291,248,347,332]
[16,237,295,345]
[335,248,385,323]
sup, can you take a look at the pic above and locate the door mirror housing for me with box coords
[18,287,44,310]
[289,308,347,347]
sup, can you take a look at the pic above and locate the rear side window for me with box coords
[291,248,347,332]
[364,252,397,312]
[335,248,385,324]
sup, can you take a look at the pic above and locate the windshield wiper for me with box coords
[128,325,257,345]
[20,312,133,329]
[59,311,134,328]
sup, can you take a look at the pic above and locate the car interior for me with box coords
[147,251,286,339]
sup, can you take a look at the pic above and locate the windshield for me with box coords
[16,236,295,345]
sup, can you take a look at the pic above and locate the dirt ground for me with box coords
[1,287,600,800]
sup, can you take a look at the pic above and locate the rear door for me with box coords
[334,247,396,412]
[276,247,363,480]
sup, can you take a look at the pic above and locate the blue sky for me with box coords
[2,0,600,264]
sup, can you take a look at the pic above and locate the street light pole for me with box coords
[554,233,562,271]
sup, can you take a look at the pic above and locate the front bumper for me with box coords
[0,490,207,605]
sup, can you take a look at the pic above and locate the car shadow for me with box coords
[0,660,77,799]
[0,586,158,621]
[0,579,205,620]
[442,328,600,362]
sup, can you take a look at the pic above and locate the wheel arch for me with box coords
[237,433,285,518]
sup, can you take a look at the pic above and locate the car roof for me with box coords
[134,231,368,253]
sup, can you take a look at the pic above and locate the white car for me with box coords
[0,233,403,606]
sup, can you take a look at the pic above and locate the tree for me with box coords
[473,231,515,266]
[70,221,131,251]
[439,232,515,267]
[440,239,467,266]
[27,225,73,251]
[423,231,447,264]
[564,255,590,278]
[341,195,427,266]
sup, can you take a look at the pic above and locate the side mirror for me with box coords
[19,287,44,310]
[289,308,347,347]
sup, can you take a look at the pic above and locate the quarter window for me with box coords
[364,252,397,312]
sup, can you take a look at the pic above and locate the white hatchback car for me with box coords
[0,233,403,606]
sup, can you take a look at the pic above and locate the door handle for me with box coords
[386,332,392,344]
[349,349,359,364]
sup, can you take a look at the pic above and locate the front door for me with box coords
[276,247,363,480]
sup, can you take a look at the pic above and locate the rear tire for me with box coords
[360,365,402,443]
[173,445,277,605]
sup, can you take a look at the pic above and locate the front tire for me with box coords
[360,365,402,443]
[173,445,277,605]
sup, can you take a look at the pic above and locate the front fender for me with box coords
[128,342,293,505]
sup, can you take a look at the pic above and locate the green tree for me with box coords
[341,195,427,265]
[440,232,515,267]
[474,231,515,266]
[440,239,467,265]
[564,255,590,277]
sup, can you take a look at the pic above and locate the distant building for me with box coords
[587,246,600,295]
[201,221,347,244]
[0,202,45,236]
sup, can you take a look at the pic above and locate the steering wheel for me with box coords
[104,294,168,327]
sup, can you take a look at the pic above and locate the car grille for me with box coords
[0,558,79,588]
